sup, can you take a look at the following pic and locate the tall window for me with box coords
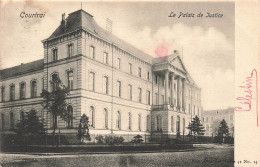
[117,58,121,69]
[155,93,158,105]
[116,111,121,129]
[146,115,150,132]
[138,88,142,103]
[128,63,132,74]
[10,84,15,101]
[52,74,59,91]
[104,108,108,129]
[31,80,37,98]
[183,118,185,134]
[147,72,150,81]
[162,78,165,87]
[146,90,150,105]
[90,106,95,128]
[156,115,162,131]
[10,112,14,129]
[138,67,142,78]
[117,81,121,97]
[206,117,208,123]
[67,71,73,90]
[20,111,24,121]
[89,72,95,91]
[189,104,191,114]
[20,82,26,99]
[103,52,108,64]
[1,114,4,130]
[128,84,132,100]
[138,114,142,131]
[68,44,73,57]
[161,95,164,104]
[171,116,174,132]
[53,49,58,61]
[176,116,180,133]
[193,105,196,116]
[206,124,209,131]
[174,83,176,91]
[67,105,73,127]
[103,76,109,94]
[1,87,5,102]
[90,46,95,59]
[155,75,158,84]
[128,112,132,130]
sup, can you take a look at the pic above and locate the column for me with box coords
[170,72,175,106]
[165,70,169,104]
[182,78,186,110]
[177,76,181,108]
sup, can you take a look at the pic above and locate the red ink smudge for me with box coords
[155,45,169,58]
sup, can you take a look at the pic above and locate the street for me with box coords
[0,144,234,167]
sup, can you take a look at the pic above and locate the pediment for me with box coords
[169,56,186,73]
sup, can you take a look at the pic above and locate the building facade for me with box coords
[201,107,234,137]
[0,10,202,141]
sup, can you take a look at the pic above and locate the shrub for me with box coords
[131,135,144,144]
[104,135,124,145]
[95,135,104,144]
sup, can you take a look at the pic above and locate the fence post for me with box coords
[145,134,146,144]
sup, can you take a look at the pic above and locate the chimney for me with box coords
[106,18,112,33]
[61,13,67,32]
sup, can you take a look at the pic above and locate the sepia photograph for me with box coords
[1,1,254,166]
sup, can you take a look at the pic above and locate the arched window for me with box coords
[52,74,59,91]
[20,82,25,99]
[20,111,24,121]
[138,114,141,131]
[117,81,121,97]
[10,112,14,129]
[67,71,73,90]
[104,108,108,129]
[156,115,162,131]
[67,43,73,57]
[1,114,5,130]
[31,80,37,98]
[89,72,95,91]
[90,106,95,128]
[116,111,121,130]
[1,86,5,102]
[171,116,174,132]
[10,84,15,101]
[176,116,180,133]
[183,118,185,134]
[67,105,73,128]
[128,112,132,130]
[53,48,58,61]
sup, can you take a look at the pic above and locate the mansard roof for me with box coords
[202,107,234,116]
[0,59,44,80]
[48,9,153,64]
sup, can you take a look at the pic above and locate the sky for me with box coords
[0,1,234,110]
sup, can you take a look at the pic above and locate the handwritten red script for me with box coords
[235,69,258,127]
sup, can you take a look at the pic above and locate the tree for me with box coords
[41,78,69,145]
[217,119,229,143]
[77,114,91,143]
[187,116,205,141]
[131,135,144,144]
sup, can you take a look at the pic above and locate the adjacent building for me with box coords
[0,9,202,141]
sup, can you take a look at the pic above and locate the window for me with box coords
[161,95,164,104]
[10,112,14,129]
[1,87,5,102]
[206,124,209,131]
[128,112,132,130]
[138,67,142,78]
[155,75,158,84]
[146,90,150,105]
[138,114,141,131]
[155,93,158,105]
[117,58,121,69]
[103,52,108,64]
[31,80,37,98]
[193,105,196,116]
[68,44,73,57]
[104,108,108,129]
[176,116,180,133]
[147,72,150,81]
[67,105,73,127]
[1,114,4,130]
[10,84,15,101]
[20,111,24,121]
[128,63,132,74]
[20,82,26,99]
[90,46,95,59]
[138,88,142,103]
[162,78,164,87]
[156,115,162,131]
[90,106,95,128]
[103,76,109,94]
[117,81,121,97]
[116,111,121,129]
[171,116,174,132]
[183,118,185,133]
[189,104,191,114]
[128,84,132,100]
[66,71,73,90]
[53,49,58,61]
[206,117,208,123]
[146,115,150,131]
[174,83,176,91]
[89,72,95,91]
[52,74,59,91]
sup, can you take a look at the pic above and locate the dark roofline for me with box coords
[69,9,93,17]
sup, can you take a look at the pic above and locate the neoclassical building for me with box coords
[0,9,202,141]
